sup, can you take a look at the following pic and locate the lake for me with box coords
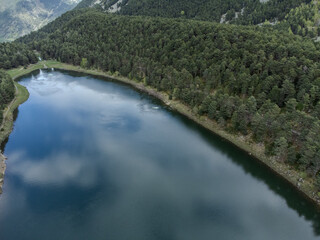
[0,69,319,240]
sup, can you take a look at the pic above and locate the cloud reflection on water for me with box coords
[0,70,318,240]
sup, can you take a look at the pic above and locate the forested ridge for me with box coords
[275,0,320,38]
[17,9,320,190]
[121,0,320,40]
[78,0,320,40]
[117,0,312,25]
[77,0,312,25]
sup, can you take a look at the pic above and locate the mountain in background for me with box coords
[0,0,81,42]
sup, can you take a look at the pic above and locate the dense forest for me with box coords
[275,0,320,38]
[0,71,15,124]
[77,0,320,39]
[18,9,320,189]
[0,42,38,69]
[116,0,312,25]
[0,42,36,125]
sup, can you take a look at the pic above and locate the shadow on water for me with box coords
[9,69,320,235]
[1,108,19,153]
[165,110,320,235]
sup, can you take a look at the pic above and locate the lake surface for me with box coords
[0,69,319,240]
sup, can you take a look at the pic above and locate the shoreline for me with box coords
[4,61,320,207]
[0,80,29,193]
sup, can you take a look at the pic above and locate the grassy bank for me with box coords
[0,81,29,193]
[0,83,29,148]
[4,61,320,206]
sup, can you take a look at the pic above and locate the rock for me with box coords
[297,182,301,188]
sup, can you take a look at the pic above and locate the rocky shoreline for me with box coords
[0,153,6,194]
[0,81,29,195]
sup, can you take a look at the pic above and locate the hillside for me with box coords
[17,9,320,192]
[78,0,312,25]
[0,0,81,42]
[275,0,320,39]
[77,0,320,40]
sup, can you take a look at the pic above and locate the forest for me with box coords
[118,0,320,39]
[275,1,320,38]
[0,42,36,128]
[0,71,15,124]
[0,42,38,69]
[17,9,320,189]
[77,0,320,40]
[116,0,312,25]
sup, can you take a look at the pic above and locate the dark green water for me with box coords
[0,69,319,240]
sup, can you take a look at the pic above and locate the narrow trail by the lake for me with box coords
[0,81,29,193]
[0,86,17,193]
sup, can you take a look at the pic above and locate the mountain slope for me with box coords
[0,0,81,42]
[78,0,312,25]
[275,0,320,38]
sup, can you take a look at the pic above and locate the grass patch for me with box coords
[8,62,45,80]
[300,172,308,179]
[0,82,29,145]
[7,60,83,80]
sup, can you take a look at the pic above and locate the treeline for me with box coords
[0,71,15,124]
[116,0,311,25]
[0,42,38,69]
[233,0,312,25]
[274,1,320,38]
[121,0,320,40]
[77,0,320,39]
[19,10,320,188]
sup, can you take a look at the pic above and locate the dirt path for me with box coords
[0,83,19,193]
[0,84,18,130]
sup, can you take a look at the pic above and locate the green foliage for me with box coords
[0,71,15,122]
[80,58,88,68]
[0,42,37,69]
[275,0,320,38]
[116,0,311,25]
[274,137,288,161]
[316,174,320,190]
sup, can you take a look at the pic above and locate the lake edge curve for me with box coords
[0,82,29,193]
[4,61,320,208]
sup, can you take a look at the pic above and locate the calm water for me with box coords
[0,69,319,240]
